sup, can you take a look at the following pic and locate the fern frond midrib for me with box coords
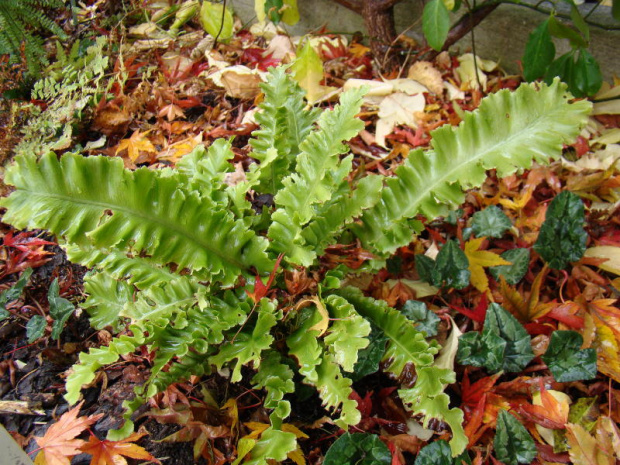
[22,189,249,273]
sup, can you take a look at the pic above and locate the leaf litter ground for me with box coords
[0,5,619,464]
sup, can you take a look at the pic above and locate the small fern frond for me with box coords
[356,79,592,254]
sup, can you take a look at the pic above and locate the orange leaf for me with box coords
[587,299,620,341]
[34,402,102,465]
[115,130,157,162]
[79,431,160,465]
[499,267,554,323]
[464,237,511,293]
[593,319,620,383]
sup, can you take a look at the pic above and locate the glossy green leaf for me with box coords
[494,410,538,465]
[489,248,530,285]
[457,303,534,373]
[572,49,602,97]
[423,0,451,51]
[472,205,512,238]
[323,433,391,465]
[570,4,589,42]
[523,19,556,81]
[26,315,47,343]
[401,300,440,337]
[416,240,471,289]
[48,278,75,340]
[542,330,597,382]
[199,1,234,40]
[534,190,586,270]
[414,439,471,465]
[252,350,295,422]
[0,268,32,319]
[548,15,587,48]
[243,427,297,465]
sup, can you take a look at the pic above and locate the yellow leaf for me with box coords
[566,423,615,465]
[584,246,620,276]
[115,130,156,162]
[498,186,534,211]
[288,448,306,465]
[593,320,620,384]
[290,40,336,104]
[303,297,329,336]
[464,237,510,293]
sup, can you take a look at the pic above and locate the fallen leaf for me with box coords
[499,268,555,323]
[375,92,425,147]
[115,130,157,162]
[290,40,337,104]
[592,319,620,383]
[408,60,444,95]
[584,245,620,276]
[34,402,102,465]
[464,237,511,293]
[80,431,160,465]
[566,423,615,465]
[456,53,497,91]
[210,65,264,100]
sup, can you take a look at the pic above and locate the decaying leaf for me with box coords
[80,431,160,465]
[375,92,425,147]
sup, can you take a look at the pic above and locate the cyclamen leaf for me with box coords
[494,410,538,465]
[414,439,471,465]
[401,300,440,337]
[522,19,556,81]
[416,240,470,289]
[356,80,591,254]
[542,330,597,382]
[534,190,587,270]
[489,248,530,285]
[26,315,47,343]
[323,433,391,465]
[471,205,512,238]
[349,323,388,381]
[457,303,534,373]
[48,278,75,340]
[0,268,33,320]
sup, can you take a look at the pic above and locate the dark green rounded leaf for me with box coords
[472,205,512,238]
[489,248,530,285]
[494,410,538,465]
[324,433,391,465]
[573,49,602,97]
[401,300,440,336]
[350,324,388,381]
[534,190,586,270]
[523,19,556,81]
[542,330,597,382]
[27,315,47,343]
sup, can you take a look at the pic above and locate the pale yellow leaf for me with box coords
[408,61,444,95]
[290,40,336,104]
[375,92,425,147]
[566,423,615,465]
[584,246,620,276]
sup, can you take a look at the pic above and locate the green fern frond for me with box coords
[252,350,295,423]
[0,153,273,284]
[356,79,592,254]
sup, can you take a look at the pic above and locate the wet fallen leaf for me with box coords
[80,431,160,465]
[464,237,511,293]
[115,130,157,162]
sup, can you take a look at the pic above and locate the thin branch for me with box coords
[375,0,407,10]
[331,0,363,14]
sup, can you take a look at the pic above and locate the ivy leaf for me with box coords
[471,205,512,238]
[542,330,597,382]
[401,300,440,337]
[523,19,556,81]
[464,237,511,293]
[494,410,538,465]
[423,0,450,51]
[534,190,587,270]
[27,315,47,343]
[457,303,534,373]
[48,278,75,341]
[489,248,530,285]
[323,433,391,465]
[416,240,470,289]
[0,268,33,320]
[414,439,471,465]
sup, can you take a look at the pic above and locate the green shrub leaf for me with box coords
[489,248,530,285]
[534,190,587,270]
[494,410,538,465]
[523,19,556,81]
[472,205,512,238]
[542,330,597,382]
[423,0,451,51]
[324,433,391,465]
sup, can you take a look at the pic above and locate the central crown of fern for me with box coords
[0,65,590,462]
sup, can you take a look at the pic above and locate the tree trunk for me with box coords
[333,0,404,72]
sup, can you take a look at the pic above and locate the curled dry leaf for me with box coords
[408,61,444,95]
